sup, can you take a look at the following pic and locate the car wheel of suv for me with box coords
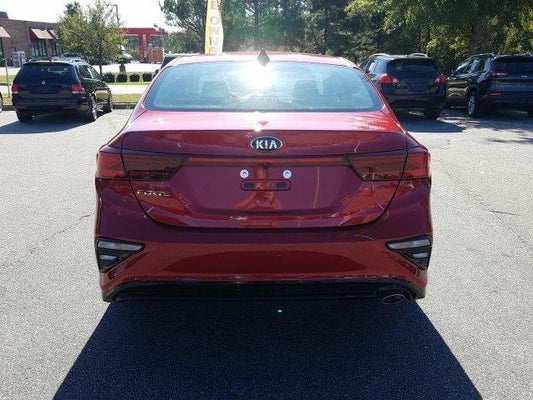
[0,95,3,113]
[467,92,481,117]
[16,111,33,123]
[424,107,441,120]
[102,94,113,113]
[87,96,98,121]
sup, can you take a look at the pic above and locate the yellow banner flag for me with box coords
[205,0,224,54]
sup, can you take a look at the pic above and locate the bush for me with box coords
[129,73,140,82]
[116,73,128,83]
[103,73,115,83]
[142,73,153,82]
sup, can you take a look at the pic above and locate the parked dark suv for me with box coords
[446,53,533,117]
[360,53,447,119]
[11,60,113,123]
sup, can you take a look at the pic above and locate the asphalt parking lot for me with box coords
[0,108,531,400]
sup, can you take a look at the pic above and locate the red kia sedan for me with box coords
[95,52,432,303]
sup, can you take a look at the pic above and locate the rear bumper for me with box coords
[386,95,446,111]
[12,96,90,114]
[95,179,432,302]
[479,92,533,111]
[104,279,425,303]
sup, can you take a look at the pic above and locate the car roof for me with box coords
[22,60,83,67]
[168,52,356,68]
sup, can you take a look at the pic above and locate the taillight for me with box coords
[347,152,406,181]
[487,71,508,78]
[347,148,430,181]
[379,74,399,85]
[11,84,20,94]
[435,74,447,84]
[122,150,184,180]
[403,148,431,179]
[96,146,126,179]
[96,147,184,180]
[71,84,85,94]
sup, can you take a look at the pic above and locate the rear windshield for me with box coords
[387,58,438,75]
[144,61,382,112]
[492,57,533,74]
[15,64,76,83]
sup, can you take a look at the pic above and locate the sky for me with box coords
[0,0,174,30]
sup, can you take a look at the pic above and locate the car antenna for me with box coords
[257,48,270,67]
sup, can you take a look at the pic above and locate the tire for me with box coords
[0,95,3,113]
[424,107,441,120]
[102,94,113,113]
[86,96,98,122]
[16,111,33,123]
[467,92,481,117]
[527,109,533,118]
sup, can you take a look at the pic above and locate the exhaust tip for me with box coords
[378,286,407,304]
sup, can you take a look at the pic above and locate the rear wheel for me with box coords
[0,95,3,113]
[16,111,33,123]
[424,107,441,120]
[467,92,482,117]
[86,96,98,122]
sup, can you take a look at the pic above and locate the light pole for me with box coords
[105,2,119,24]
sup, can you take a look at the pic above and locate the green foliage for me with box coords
[158,0,533,68]
[103,72,116,83]
[116,73,128,83]
[142,73,153,82]
[57,0,124,73]
[129,74,140,82]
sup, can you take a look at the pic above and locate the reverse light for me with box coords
[122,151,184,180]
[96,238,144,272]
[387,237,432,269]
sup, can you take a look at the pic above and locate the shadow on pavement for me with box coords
[396,110,464,134]
[55,299,481,400]
[0,113,95,134]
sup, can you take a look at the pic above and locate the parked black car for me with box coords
[446,53,533,117]
[360,53,447,119]
[11,60,113,123]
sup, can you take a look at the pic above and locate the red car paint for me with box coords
[95,52,432,302]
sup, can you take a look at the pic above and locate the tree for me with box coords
[56,0,124,74]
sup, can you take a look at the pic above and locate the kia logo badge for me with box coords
[250,136,283,151]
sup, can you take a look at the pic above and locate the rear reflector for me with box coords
[387,236,432,269]
[96,238,144,272]
[346,148,430,181]
[11,84,20,95]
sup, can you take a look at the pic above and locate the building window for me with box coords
[32,40,47,57]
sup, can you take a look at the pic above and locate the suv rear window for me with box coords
[387,59,438,75]
[492,57,533,74]
[15,64,76,83]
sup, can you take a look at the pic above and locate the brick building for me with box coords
[0,14,59,66]
[0,12,168,66]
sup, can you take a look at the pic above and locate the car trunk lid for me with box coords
[119,111,420,229]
